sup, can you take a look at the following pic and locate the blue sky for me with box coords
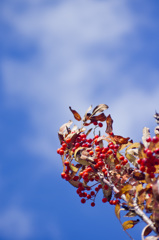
[1,0,159,239]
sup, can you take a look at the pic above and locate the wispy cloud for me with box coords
[0,206,33,239]
[2,0,159,164]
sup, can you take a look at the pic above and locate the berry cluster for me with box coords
[57,129,128,206]
[137,136,159,178]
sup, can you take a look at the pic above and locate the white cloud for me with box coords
[0,207,33,239]
[2,0,159,164]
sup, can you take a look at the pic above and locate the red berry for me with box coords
[90,191,95,196]
[89,150,94,156]
[75,142,80,148]
[81,198,86,204]
[80,134,86,139]
[146,137,152,143]
[94,135,99,139]
[140,166,145,172]
[119,155,124,161]
[87,194,91,199]
[65,138,71,144]
[116,164,121,170]
[152,136,159,143]
[61,172,65,179]
[62,142,67,149]
[102,198,107,203]
[98,122,103,127]
[59,149,64,155]
[64,161,69,166]
[91,202,95,207]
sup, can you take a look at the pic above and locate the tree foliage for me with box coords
[57,104,159,240]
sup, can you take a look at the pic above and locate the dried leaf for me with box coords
[154,112,159,124]
[138,143,147,159]
[90,113,107,122]
[152,178,159,202]
[69,106,81,121]
[142,127,151,148]
[74,147,95,166]
[106,114,113,133]
[125,152,136,165]
[124,211,137,217]
[136,184,143,194]
[69,164,79,173]
[109,134,131,145]
[115,203,121,220]
[138,189,146,205]
[121,184,133,194]
[83,105,92,122]
[103,186,112,201]
[122,220,139,230]
[68,179,81,188]
[144,236,159,240]
[133,171,145,181]
[59,120,73,134]
[58,120,73,144]
[91,104,109,116]
[142,224,153,238]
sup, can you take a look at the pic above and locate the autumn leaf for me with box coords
[124,211,137,217]
[142,224,152,238]
[58,120,73,143]
[115,203,121,220]
[90,113,107,122]
[69,164,79,173]
[83,105,92,122]
[106,114,113,133]
[91,104,109,116]
[59,120,73,134]
[108,134,131,145]
[133,171,145,181]
[142,127,151,148]
[122,220,139,230]
[69,106,82,121]
[138,143,147,159]
[121,184,133,194]
[68,179,81,188]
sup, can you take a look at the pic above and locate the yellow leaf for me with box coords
[122,220,139,230]
[121,184,132,194]
[115,203,120,220]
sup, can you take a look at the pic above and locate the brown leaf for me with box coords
[90,113,107,122]
[109,134,131,145]
[124,211,137,217]
[138,143,147,159]
[152,178,159,202]
[115,203,121,220]
[103,186,112,201]
[106,114,113,133]
[59,120,73,134]
[68,179,81,188]
[83,105,92,122]
[138,189,146,205]
[69,106,81,121]
[142,224,152,238]
[91,104,109,116]
[122,220,139,230]
[133,171,145,181]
